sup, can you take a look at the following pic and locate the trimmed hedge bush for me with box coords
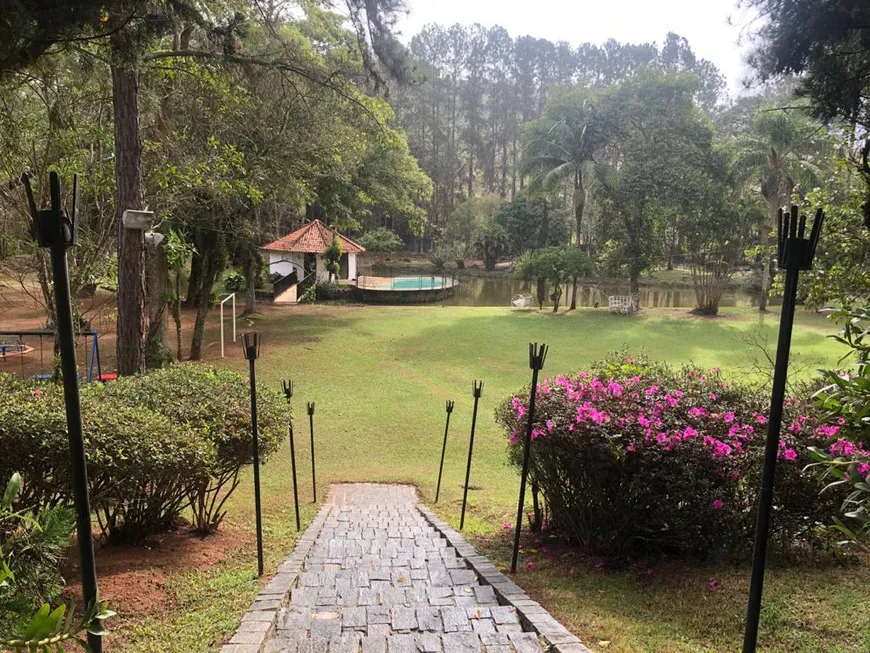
[497,353,844,560]
[102,364,287,532]
[0,364,287,542]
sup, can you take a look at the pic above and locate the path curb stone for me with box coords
[415,505,592,653]
[221,502,333,653]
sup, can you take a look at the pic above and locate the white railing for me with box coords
[220,293,237,357]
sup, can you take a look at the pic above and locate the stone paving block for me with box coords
[414,632,440,652]
[361,635,387,653]
[442,632,481,652]
[386,633,415,653]
[390,606,418,631]
[508,632,544,653]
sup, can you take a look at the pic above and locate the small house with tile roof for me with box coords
[262,220,365,293]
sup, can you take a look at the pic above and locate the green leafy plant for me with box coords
[358,227,404,252]
[0,474,115,651]
[428,244,447,272]
[806,306,870,546]
[497,352,844,560]
[323,235,342,281]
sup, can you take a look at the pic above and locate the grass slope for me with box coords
[120,305,870,652]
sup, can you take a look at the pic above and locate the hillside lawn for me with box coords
[109,304,870,652]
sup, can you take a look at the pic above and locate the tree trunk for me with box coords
[172,272,183,360]
[539,198,549,247]
[570,276,578,310]
[574,173,586,247]
[185,249,203,306]
[189,254,220,361]
[144,242,171,368]
[112,39,145,376]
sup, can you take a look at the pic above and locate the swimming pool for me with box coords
[374,276,450,290]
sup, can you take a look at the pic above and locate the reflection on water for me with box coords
[444,276,763,309]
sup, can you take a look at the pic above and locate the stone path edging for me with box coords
[221,502,333,653]
[222,486,591,653]
[415,506,592,653]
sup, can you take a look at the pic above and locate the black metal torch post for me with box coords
[742,206,823,652]
[282,381,300,531]
[460,381,483,530]
[511,343,548,574]
[307,402,317,503]
[23,172,102,652]
[244,331,264,577]
[435,400,455,504]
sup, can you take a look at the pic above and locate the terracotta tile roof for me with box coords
[261,219,365,254]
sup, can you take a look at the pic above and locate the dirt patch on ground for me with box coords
[63,526,249,616]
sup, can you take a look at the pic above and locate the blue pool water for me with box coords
[378,276,448,290]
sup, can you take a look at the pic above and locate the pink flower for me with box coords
[724,411,735,424]
[593,560,605,569]
[708,578,720,590]
[656,433,668,445]
[531,428,546,440]
[526,558,535,571]
[730,469,741,480]
[711,499,725,510]
[541,546,551,554]
[645,385,659,396]
[546,420,555,432]
[708,393,718,401]
[504,521,512,529]
[783,448,798,462]
[608,380,623,397]
[688,407,706,418]
[569,566,576,576]
[509,434,517,445]
[756,414,768,425]
[711,367,719,374]
[683,426,699,439]
[31,389,42,397]
[626,443,636,453]
[665,394,678,407]
[859,463,870,478]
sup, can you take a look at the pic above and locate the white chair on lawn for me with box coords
[511,293,534,310]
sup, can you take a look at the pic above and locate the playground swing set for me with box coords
[0,329,116,382]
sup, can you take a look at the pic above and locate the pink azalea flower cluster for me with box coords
[505,363,870,492]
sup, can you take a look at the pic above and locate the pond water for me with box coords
[443,276,764,309]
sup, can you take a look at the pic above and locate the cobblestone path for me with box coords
[263,484,543,653]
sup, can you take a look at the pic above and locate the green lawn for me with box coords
[117,304,870,652]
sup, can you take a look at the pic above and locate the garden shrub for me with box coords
[315,282,353,301]
[102,364,287,532]
[497,353,845,561]
[0,364,287,540]
[0,375,211,543]
[359,227,404,252]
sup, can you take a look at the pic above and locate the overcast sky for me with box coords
[395,0,759,97]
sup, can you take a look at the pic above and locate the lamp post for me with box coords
[243,331,264,577]
[282,380,300,531]
[307,402,317,503]
[460,381,483,530]
[511,343,548,574]
[435,400,455,504]
[22,172,102,652]
[742,206,823,652]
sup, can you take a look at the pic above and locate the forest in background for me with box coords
[0,0,867,365]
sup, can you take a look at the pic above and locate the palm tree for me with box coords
[735,108,828,310]
[520,87,606,308]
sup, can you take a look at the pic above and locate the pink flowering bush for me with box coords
[497,353,846,560]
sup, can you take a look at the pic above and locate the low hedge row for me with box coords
[0,364,288,542]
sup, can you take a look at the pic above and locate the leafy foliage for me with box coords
[0,474,115,649]
[0,365,287,539]
[473,223,510,272]
[807,307,870,545]
[497,353,844,560]
[358,227,404,252]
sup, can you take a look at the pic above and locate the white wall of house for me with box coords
[267,251,303,278]
[316,256,328,283]
[348,252,357,280]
